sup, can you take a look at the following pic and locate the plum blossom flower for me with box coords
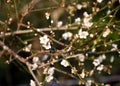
[42,42,51,49]
[32,63,38,70]
[78,54,85,62]
[39,35,51,49]
[103,29,111,37]
[71,67,77,74]
[98,54,106,62]
[47,67,55,75]
[75,17,81,24]
[76,4,82,10]
[93,54,106,66]
[23,44,32,52]
[39,35,50,45]
[32,57,39,63]
[57,21,63,27]
[93,59,101,66]
[80,70,85,78]
[30,80,36,86]
[86,80,92,86]
[82,12,93,28]
[97,0,103,3]
[62,32,73,40]
[45,12,50,20]
[97,64,104,71]
[45,75,54,82]
[111,44,118,51]
[78,29,89,39]
[61,59,69,67]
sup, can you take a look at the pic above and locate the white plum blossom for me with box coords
[93,54,106,66]
[103,29,111,37]
[30,80,36,86]
[98,54,106,62]
[93,59,101,66]
[83,17,93,28]
[23,44,32,52]
[80,70,85,78]
[45,12,50,20]
[71,67,77,74]
[32,63,38,70]
[83,12,89,17]
[42,42,51,49]
[76,4,82,10]
[61,59,69,67]
[86,80,92,86]
[78,29,89,39]
[39,35,51,49]
[32,57,39,63]
[97,0,103,3]
[82,12,93,28]
[44,67,55,82]
[47,67,55,75]
[97,64,104,71]
[78,54,85,62]
[111,44,118,51]
[90,34,94,38]
[57,21,63,27]
[39,35,50,45]
[110,56,114,63]
[105,84,111,86]
[62,32,73,40]
[45,75,54,82]
[75,17,81,24]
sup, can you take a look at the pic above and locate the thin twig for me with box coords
[0,41,26,64]
[0,26,78,38]
[27,63,41,86]
[55,68,77,79]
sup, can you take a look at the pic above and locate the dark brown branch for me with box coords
[0,41,25,64]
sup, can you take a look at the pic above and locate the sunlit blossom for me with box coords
[105,84,111,86]
[93,59,101,66]
[32,63,38,70]
[93,54,106,66]
[32,57,39,63]
[71,67,77,74]
[80,70,85,78]
[82,12,93,28]
[78,29,89,39]
[103,29,111,37]
[76,4,82,10]
[86,80,92,86]
[75,17,81,24]
[97,0,103,3]
[111,44,118,51]
[78,54,85,62]
[83,12,89,17]
[83,17,93,28]
[42,42,51,49]
[23,44,32,52]
[45,75,54,82]
[30,80,36,86]
[39,35,50,45]
[61,59,69,67]
[57,21,63,27]
[97,64,104,71]
[62,32,73,40]
[48,67,55,75]
[110,56,114,63]
[45,12,50,20]
[98,54,106,62]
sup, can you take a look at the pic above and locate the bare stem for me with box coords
[0,26,78,38]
